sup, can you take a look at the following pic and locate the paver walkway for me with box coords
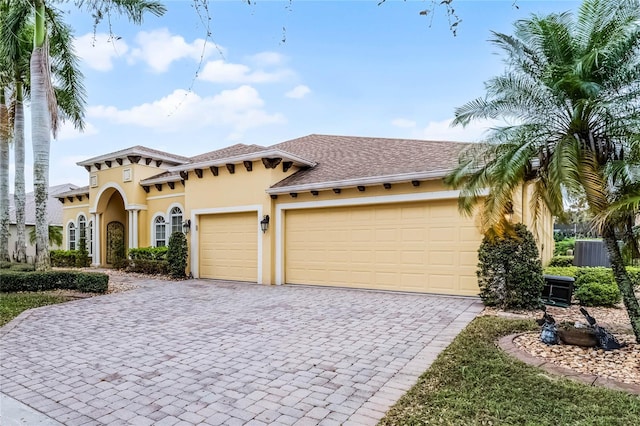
[0,280,483,425]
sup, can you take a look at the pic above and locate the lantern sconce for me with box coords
[182,219,191,233]
[260,215,270,233]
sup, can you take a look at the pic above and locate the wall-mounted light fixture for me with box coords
[260,215,270,233]
[182,219,191,233]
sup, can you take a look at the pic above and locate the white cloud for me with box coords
[418,118,500,142]
[285,85,311,99]
[129,28,218,73]
[199,59,293,84]
[87,86,285,135]
[391,118,416,128]
[74,33,129,71]
[248,51,285,67]
[55,121,98,141]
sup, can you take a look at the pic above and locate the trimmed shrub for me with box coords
[0,261,12,269]
[128,246,168,261]
[75,272,109,293]
[167,231,188,279]
[0,270,108,293]
[50,250,77,267]
[574,282,621,307]
[627,267,640,288]
[548,256,574,267]
[477,223,545,309]
[574,267,615,289]
[127,259,169,275]
[543,266,579,278]
[554,238,575,256]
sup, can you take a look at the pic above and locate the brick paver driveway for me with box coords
[0,280,482,425]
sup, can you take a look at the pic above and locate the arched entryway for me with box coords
[92,186,128,266]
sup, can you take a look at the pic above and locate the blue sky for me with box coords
[10,0,580,191]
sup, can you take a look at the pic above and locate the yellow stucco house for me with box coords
[56,134,553,296]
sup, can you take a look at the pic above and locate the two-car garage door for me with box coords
[284,201,482,296]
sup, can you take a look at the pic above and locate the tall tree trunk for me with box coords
[0,88,9,262]
[602,225,640,342]
[32,0,51,271]
[14,81,27,263]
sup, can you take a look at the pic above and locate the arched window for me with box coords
[170,207,183,235]
[68,223,76,250]
[154,216,166,247]
[78,215,87,247]
[88,220,93,256]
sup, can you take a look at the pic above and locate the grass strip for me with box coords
[0,292,72,326]
[380,316,640,426]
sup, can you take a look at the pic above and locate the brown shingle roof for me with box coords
[269,134,471,190]
[188,144,267,163]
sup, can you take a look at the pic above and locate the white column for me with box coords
[127,210,133,249]
[93,213,101,266]
[132,210,139,248]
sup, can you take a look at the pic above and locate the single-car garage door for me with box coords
[199,212,257,281]
[284,201,482,296]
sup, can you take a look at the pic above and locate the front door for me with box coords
[106,221,125,265]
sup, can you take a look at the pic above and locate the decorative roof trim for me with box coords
[77,147,188,167]
[139,174,182,185]
[267,169,453,195]
[171,149,316,172]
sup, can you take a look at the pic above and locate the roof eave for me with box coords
[139,175,183,186]
[267,169,453,194]
[170,149,317,172]
[77,148,188,167]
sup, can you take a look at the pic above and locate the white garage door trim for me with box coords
[191,205,264,282]
[275,189,473,285]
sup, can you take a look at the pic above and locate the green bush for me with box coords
[50,250,78,267]
[75,272,109,293]
[75,238,90,268]
[548,256,574,267]
[127,259,169,275]
[477,223,545,309]
[0,261,12,269]
[574,282,621,307]
[627,267,640,287]
[167,231,188,279]
[543,266,579,278]
[0,270,108,293]
[574,267,615,289]
[554,238,575,256]
[128,246,168,261]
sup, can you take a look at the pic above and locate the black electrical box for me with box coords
[541,275,574,307]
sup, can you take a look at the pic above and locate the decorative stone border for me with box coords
[497,333,640,395]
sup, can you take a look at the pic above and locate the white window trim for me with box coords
[274,190,464,285]
[166,202,185,236]
[151,213,167,247]
[67,220,77,251]
[190,204,263,283]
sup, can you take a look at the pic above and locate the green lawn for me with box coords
[0,292,72,326]
[380,316,640,426]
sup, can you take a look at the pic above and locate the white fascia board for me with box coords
[170,149,317,173]
[139,175,182,185]
[77,148,188,166]
[267,169,453,194]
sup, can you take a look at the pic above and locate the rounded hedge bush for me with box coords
[167,231,188,279]
[575,282,621,307]
[477,223,544,309]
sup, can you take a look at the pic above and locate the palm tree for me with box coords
[445,0,640,341]
[2,2,87,264]
[0,84,9,263]
[25,0,165,270]
[29,224,62,247]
